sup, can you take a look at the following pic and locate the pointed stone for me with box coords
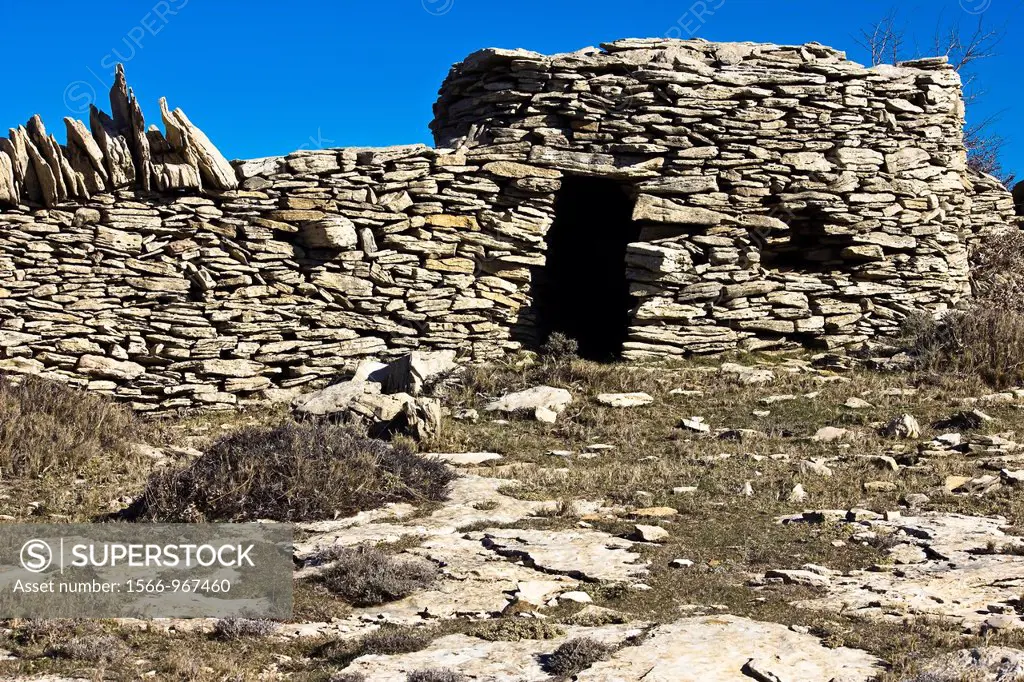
[24,138,59,207]
[128,88,152,191]
[3,128,29,186]
[9,127,42,205]
[109,64,132,133]
[64,119,107,194]
[0,136,23,200]
[160,97,238,190]
[52,135,88,200]
[0,147,16,206]
[64,118,108,180]
[147,127,200,191]
[89,105,135,189]
[25,116,67,201]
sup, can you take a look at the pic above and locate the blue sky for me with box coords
[0,0,1021,177]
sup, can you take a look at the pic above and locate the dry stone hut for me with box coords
[0,39,1018,410]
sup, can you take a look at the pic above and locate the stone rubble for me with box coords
[0,39,1019,410]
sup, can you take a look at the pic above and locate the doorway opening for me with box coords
[536,176,639,361]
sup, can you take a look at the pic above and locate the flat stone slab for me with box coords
[914,646,1024,681]
[469,528,649,582]
[576,615,883,681]
[295,474,552,559]
[291,474,637,632]
[484,386,573,417]
[349,535,580,620]
[344,624,643,681]
[785,512,1024,628]
[595,392,654,408]
[423,452,503,466]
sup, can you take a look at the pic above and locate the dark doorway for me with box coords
[536,176,639,361]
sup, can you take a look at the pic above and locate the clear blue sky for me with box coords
[1,0,1021,177]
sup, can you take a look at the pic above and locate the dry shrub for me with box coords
[407,670,468,682]
[211,618,279,640]
[903,230,1024,388]
[44,633,129,663]
[129,421,457,522]
[0,375,143,478]
[904,307,1024,389]
[470,618,564,642]
[329,674,367,682]
[970,229,1024,309]
[318,626,436,667]
[314,545,438,606]
[544,637,614,676]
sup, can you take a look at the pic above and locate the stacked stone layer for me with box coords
[0,39,1017,410]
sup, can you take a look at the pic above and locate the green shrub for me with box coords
[540,332,579,362]
[128,421,457,522]
[903,307,1024,389]
[0,375,144,478]
[314,545,438,606]
[544,637,614,676]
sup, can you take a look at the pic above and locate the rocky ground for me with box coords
[5,350,1024,680]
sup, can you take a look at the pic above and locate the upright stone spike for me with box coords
[0,145,16,206]
[89,104,135,189]
[128,87,152,191]
[110,63,132,133]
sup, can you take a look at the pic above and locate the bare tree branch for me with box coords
[856,9,1014,188]
[856,8,904,66]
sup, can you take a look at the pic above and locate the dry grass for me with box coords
[469,618,565,642]
[970,228,1024,309]
[0,375,145,478]
[904,307,1024,389]
[899,232,1024,389]
[0,618,332,681]
[329,673,368,682]
[0,376,159,521]
[128,421,458,522]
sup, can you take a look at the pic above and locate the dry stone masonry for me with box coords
[0,38,1018,410]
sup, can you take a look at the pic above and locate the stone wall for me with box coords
[0,39,1018,410]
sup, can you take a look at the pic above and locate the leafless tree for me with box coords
[857,10,1014,187]
[856,8,905,67]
